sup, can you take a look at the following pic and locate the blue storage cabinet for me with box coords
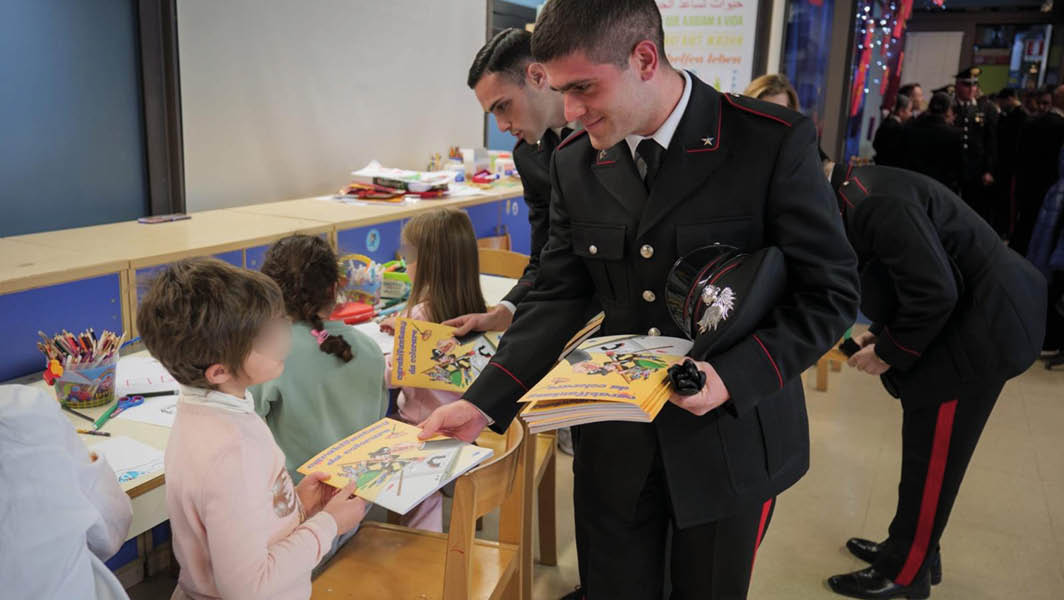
[500,196,531,255]
[0,273,124,381]
[464,201,505,239]
[336,220,405,264]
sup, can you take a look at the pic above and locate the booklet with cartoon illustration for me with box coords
[389,312,606,394]
[389,318,502,393]
[519,335,693,433]
[297,418,493,515]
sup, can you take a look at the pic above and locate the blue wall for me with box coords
[0,0,148,236]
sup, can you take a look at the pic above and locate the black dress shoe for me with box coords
[827,566,931,599]
[845,538,942,585]
[559,586,584,600]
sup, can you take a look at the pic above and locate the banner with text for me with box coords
[659,0,760,93]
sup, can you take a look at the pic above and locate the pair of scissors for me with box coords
[113,395,144,417]
[92,395,144,430]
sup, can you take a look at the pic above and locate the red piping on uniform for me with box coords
[687,97,724,153]
[595,160,617,166]
[752,334,783,389]
[852,177,870,195]
[750,498,774,574]
[846,163,855,179]
[489,362,528,391]
[884,326,921,357]
[682,255,730,327]
[709,261,740,285]
[895,399,958,586]
[557,128,589,150]
[722,93,794,127]
[839,188,856,209]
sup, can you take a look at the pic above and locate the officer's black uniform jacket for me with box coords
[902,112,963,192]
[953,99,998,188]
[502,130,563,306]
[830,164,1046,404]
[463,75,859,528]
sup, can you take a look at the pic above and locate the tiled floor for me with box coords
[131,359,1064,599]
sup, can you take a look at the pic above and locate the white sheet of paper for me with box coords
[115,355,179,397]
[114,396,179,428]
[89,436,165,484]
[350,322,395,355]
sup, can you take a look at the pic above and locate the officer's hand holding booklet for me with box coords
[519,335,693,433]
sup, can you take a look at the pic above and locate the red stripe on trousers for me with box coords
[895,399,958,585]
[750,498,774,574]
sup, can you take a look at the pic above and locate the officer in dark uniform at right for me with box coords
[952,67,998,226]
[819,154,1046,599]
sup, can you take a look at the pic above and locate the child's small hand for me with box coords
[322,480,369,534]
[295,471,336,516]
[379,318,396,335]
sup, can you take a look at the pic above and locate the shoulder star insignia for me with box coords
[702,137,715,146]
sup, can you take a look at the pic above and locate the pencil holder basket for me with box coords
[54,356,118,409]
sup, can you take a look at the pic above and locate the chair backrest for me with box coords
[478,248,530,279]
[477,233,512,250]
[443,421,529,600]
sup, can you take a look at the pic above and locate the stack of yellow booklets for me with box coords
[389,318,502,393]
[519,335,693,433]
[297,418,493,515]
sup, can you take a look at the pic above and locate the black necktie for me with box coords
[636,138,665,191]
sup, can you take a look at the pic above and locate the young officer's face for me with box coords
[474,69,552,144]
[543,48,651,150]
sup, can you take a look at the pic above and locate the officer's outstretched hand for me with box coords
[443,305,514,336]
[418,400,490,442]
[848,344,891,375]
[667,359,730,416]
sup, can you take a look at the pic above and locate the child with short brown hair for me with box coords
[139,257,367,600]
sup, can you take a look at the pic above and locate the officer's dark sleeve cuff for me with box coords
[501,281,532,306]
[873,326,921,372]
[709,335,785,418]
[463,361,527,434]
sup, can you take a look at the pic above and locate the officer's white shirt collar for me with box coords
[625,69,692,159]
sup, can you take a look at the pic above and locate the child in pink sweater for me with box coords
[139,258,367,600]
[381,208,488,531]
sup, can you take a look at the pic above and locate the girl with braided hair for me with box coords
[251,234,389,485]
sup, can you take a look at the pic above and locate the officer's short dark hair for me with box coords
[999,87,1017,100]
[894,94,912,112]
[468,28,533,89]
[532,0,668,68]
[898,82,921,97]
[928,92,952,116]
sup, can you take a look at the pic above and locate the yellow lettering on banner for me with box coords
[664,15,680,26]
[683,15,715,26]
[682,33,703,46]
[723,16,743,26]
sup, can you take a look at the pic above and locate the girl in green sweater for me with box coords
[250,234,389,484]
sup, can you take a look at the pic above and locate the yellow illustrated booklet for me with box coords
[389,318,502,393]
[520,335,692,433]
[297,418,493,515]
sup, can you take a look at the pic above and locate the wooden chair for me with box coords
[813,343,848,392]
[478,248,530,279]
[475,248,559,567]
[478,233,512,250]
[312,423,531,600]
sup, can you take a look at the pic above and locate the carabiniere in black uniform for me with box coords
[826,163,1046,599]
[462,74,859,599]
[500,127,571,305]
